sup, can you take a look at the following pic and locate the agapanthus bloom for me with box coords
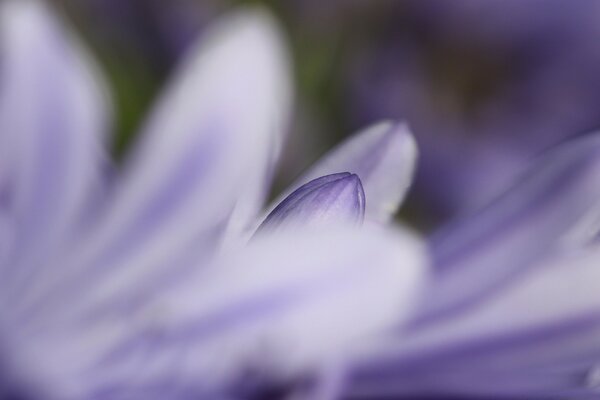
[5,1,600,400]
[0,2,426,399]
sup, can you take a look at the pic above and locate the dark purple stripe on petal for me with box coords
[71,227,424,399]
[95,126,218,270]
[20,125,223,320]
[362,312,600,377]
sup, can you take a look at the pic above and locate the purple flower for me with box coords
[0,1,425,399]
[344,131,600,399]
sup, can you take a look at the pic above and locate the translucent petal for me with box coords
[419,132,600,324]
[21,8,292,312]
[270,121,416,224]
[23,226,427,399]
[352,245,600,398]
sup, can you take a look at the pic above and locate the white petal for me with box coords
[270,121,416,224]
[352,245,600,397]
[31,226,427,398]
[152,226,426,377]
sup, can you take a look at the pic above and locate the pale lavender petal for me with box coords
[0,1,110,295]
[417,132,600,324]
[350,245,600,398]
[270,121,416,224]
[255,172,365,234]
[20,226,426,398]
[20,8,292,317]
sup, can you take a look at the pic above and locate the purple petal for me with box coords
[20,8,292,318]
[12,226,427,399]
[348,365,598,399]
[255,172,365,234]
[270,121,416,224]
[349,244,600,398]
[416,132,600,324]
[0,2,110,295]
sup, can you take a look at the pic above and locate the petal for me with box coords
[273,121,416,224]
[21,8,292,316]
[255,172,365,234]
[348,366,597,399]
[417,132,600,324]
[0,1,110,293]
[350,245,600,398]
[27,226,427,398]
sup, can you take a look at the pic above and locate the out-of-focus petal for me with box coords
[348,365,598,399]
[219,14,292,239]
[0,1,110,294]
[255,172,365,234]
[21,8,292,316]
[417,132,600,324]
[20,226,427,399]
[349,245,600,398]
[270,121,416,224]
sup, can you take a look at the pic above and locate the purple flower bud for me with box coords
[256,172,365,234]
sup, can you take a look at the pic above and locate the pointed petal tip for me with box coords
[226,5,282,34]
[217,6,293,103]
[0,1,71,48]
[384,120,418,159]
[171,3,291,104]
[340,172,363,188]
[359,119,417,219]
[0,0,112,132]
[201,5,290,66]
[0,0,41,17]
[370,119,414,140]
[0,0,50,40]
[272,119,417,224]
[256,172,366,234]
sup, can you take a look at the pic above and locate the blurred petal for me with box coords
[220,14,292,239]
[350,245,600,398]
[255,172,365,234]
[417,132,600,324]
[33,226,426,398]
[0,1,110,293]
[271,121,416,224]
[349,365,598,399]
[22,8,292,315]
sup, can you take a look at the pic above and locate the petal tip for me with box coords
[256,172,366,234]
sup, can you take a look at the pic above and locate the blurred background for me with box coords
[51,0,600,231]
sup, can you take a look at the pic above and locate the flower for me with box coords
[343,131,600,398]
[0,1,426,399]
